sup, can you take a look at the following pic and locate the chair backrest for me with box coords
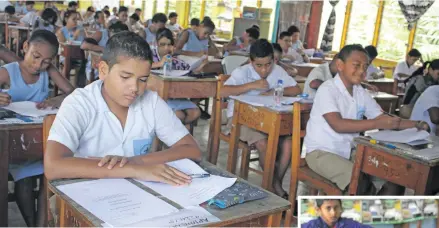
[43,115,56,153]
[221,55,249,74]
[399,104,414,119]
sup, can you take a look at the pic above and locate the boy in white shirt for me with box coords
[45,31,201,185]
[166,12,182,33]
[221,39,302,197]
[364,45,384,80]
[394,49,422,80]
[303,44,429,195]
[278,31,309,64]
[410,85,439,136]
[303,56,338,97]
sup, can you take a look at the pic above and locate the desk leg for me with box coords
[414,165,431,195]
[0,131,9,226]
[261,114,281,191]
[349,144,365,195]
[265,211,282,227]
[227,102,241,174]
[207,98,221,164]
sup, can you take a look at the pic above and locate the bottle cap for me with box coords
[277,79,283,84]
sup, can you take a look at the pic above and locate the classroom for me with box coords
[0,0,438,227]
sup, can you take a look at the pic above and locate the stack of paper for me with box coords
[151,69,191,77]
[3,101,58,117]
[136,159,237,208]
[230,95,302,108]
[177,55,207,70]
[368,128,430,144]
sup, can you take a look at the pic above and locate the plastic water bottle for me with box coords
[163,55,172,75]
[274,80,284,107]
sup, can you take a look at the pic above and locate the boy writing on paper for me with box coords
[364,45,385,80]
[0,30,74,227]
[303,44,429,195]
[220,39,302,198]
[411,85,439,136]
[45,32,201,185]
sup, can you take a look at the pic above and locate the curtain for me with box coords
[320,0,339,52]
[277,1,313,44]
[398,0,435,30]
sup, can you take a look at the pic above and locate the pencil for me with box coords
[382,111,399,118]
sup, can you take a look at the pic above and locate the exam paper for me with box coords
[151,69,190,77]
[137,159,237,208]
[56,179,178,227]
[3,101,58,117]
[368,128,430,144]
[230,95,302,108]
[115,206,220,227]
[177,55,207,71]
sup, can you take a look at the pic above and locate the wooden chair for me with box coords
[284,102,343,227]
[207,74,262,179]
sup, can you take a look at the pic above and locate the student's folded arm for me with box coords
[309,79,324,89]
[429,107,439,125]
[283,85,302,96]
[220,84,254,97]
[323,112,378,133]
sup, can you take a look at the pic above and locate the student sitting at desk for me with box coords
[403,59,439,105]
[190,18,200,31]
[0,5,21,23]
[223,27,259,56]
[364,45,385,80]
[221,39,302,198]
[411,85,439,136]
[115,6,128,27]
[0,30,74,227]
[32,8,57,33]
[140,13,167,45]
[151,28,202,130]
[18,1,37,26]
[127,13,144,35]
[90,10,106,30]
[277,31,309,63]
[166,12,182,33]
[175,18,215,57]
[394,49,422,81]
[303,55,338,97]
[272,43,298,76]
[21,1,35,15]
[302,199,371,228]
[303,44,429,196]
[287,25,303,51]
[45,31,201,185]
[56,10,85,43]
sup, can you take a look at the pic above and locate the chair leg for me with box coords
[239,147,250,180]
[284,209,292,227]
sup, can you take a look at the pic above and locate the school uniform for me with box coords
[48,80,189,157]
[166,22,181,32]
[151,47,198,111]
[286,47,305,63]
[303,62,333,97]
[394,61,418,80]
[365,64,382,80]
[60,26,85,42]
[410,85,439,135]
[19,11,38,26]
[403,74,437,105]
[291,40,303,51]
[85,29,108,81]
[144,27,156,45]
[223,36,250,57]
[182,29,208,53]
[32,18,55,33]
[303,74,383,191]
[224,64,297,145]
[2,62,49,181]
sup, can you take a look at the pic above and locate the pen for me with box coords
[189,173,210,178]
[370,139,396,149]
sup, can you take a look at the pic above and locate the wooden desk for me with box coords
[47,161,290,227]
[0,123,43,226]
[309,57,326,64]
[349,137,439,195]
[371,91,399,114]
[367,78,394,94]
[228,100,311,191]
[291,63,320,77]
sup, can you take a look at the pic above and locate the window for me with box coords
[189,0,202,22]
[376,0,410,61]
[143,0,154,21]
[168,0,177,15]
[345,0,379,47]
[240,0,258,9]
[156,0,166,15]
[413,0,439,61]
[317,0,348,51]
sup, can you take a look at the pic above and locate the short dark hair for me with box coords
[287,25,300,34]
[135,8,142,12]
[252,24,260,31]
[408,49,422,57]
[279,31,291,40]
[63,10,78,26]
[202,16,211,22]
[28,29,59,56]
[168,12,178,19]
[201,18,215,31]
[87,6,94,12]
[118,6,128,13]
[26,1,35,6]
[102,31,153,70]
[250,39,274,61]
[246,27,260,40]
[94,11,103,20]
[41,8,57,25]
[108,21,129,34]
[103,5,109,9]
[68,1,77,7]
[156,28,174,45]
[5,5,15,15]
[338,44,368,62]
[272,43,282,53]
[364,45,378,59]
[130,13,140,22]
[190,18,200,26]
[103,10,111,17]
[316,199,342,208]
[152,13,167,23]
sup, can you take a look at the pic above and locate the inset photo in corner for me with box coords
[298,196,439,228]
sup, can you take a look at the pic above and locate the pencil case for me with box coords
[207,181,268,209]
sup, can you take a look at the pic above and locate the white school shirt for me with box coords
[48,80,189,158]
[287,48,305,63]
[19,11,38,26]
[410,85,439,135]
[366,64,381,80]
[303,62,333,98]
[303,75,383,159]
[224,64,298,118]
[393,61,418,80]
[166,22,181,32]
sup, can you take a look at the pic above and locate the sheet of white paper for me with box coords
[151,69,190,77]
[3,101,58,117]
[57,179,178,227]
[230,95,302,108]
[303,48,315,57]
[177,55,207,71]
[0,117,43,125]
[115,206,220,227]
[136,159,236,208]
[369,128,430,143]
